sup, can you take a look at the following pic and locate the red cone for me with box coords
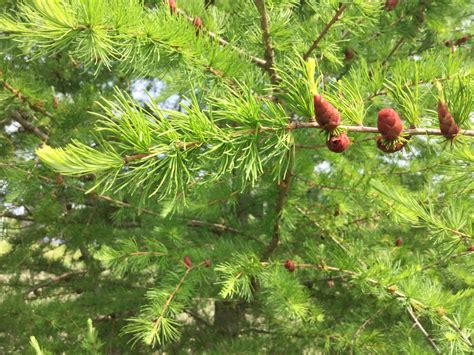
[376,136,405,154]
[183,256,192,268]
[168,0,177,14]
[385,0,398,11]
[455,35,470,46]
[377,108,403,139]
[284,259,295,272]
[344,48,355,61]
[327,133,350,153]
[314,95,341,131]
[437,101,460,139]
[193,16,203,30]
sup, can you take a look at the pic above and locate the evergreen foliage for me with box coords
[1,0,473,353]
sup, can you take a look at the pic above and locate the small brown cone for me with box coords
[437,101,460,139]
[314,95,341,130]
[376,136,406,154]
[327,132,350,153]
[377,108,403,139]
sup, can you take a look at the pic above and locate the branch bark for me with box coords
[292,261,474,348]
[175,8,267,68]
[303,3,348,60]
[24,270,87,298]
[262,145,294,260]
[253,0,280,85]
[407,305,442,354]
[1,78,54,118]
[10,111,49,141]
[290,121,474,137]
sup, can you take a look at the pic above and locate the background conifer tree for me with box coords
[1,0,473,353]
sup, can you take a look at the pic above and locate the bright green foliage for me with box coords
[1,0,473,353]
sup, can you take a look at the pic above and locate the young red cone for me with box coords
[385,0,398,11]
[314,95,341,130]
[376,136,405,154]
[437,101,460,139]
[344,48,354,61]
[193,16,203,30]
[467,246,474,252]
[395,239,403,247]
[455,35,470,46]
[327,132,350,153]
[168,0,177,14]
[183,256,192,268]
[284,259,295,272]
[377,108,403,139]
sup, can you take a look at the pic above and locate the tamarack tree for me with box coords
[0,0,473,353]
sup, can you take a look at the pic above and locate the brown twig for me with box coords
[262,145,295,260]
[407,305,441,353]
[1,78,54,118]
[24,270,87,298]
[290,121,474,137]
[10,111,48,141]
[253,0,280,85]
[382,37,405,66]
[175,8,267,69]
[294,205,367,268]
[150,262,205,337]
[0,211,34,221]
[303,3,348,60]
[1,163,240,236]
[349,308,385,354]
[186,219,240,234]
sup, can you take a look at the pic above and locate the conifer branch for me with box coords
[262,145,294,260]
[253,0,280,85]
[294,205,367,268]
[174,8,267,68]
[290,122,474,137]
[293,261,473,347]
[303,3,348,60]
[24,270,87,298]
[0,211,33,221]
[1,163,239,236]
[420,250,473,271]
[349,308,385,354]
[407,305,442,354]
[366,77,452,101]
[1,76,54,118]
[149,262,204,339]
[186,219,240,234]
[382,37,405,66]
[10,111,49,141]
